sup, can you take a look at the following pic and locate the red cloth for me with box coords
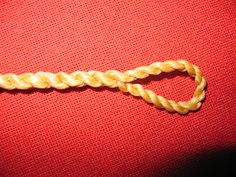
[0,0,235,176]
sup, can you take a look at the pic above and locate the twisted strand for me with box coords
[0,60,206,114]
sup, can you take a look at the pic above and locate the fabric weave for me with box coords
[0,0,235,176]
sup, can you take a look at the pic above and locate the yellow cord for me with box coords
[0,60,206,114]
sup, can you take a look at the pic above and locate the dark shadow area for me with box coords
[156,148,236,177]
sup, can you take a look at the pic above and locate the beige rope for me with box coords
[0,60,206,114]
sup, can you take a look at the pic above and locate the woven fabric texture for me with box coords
[0,0,235,176]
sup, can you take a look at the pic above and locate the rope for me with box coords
[0,60,206,114]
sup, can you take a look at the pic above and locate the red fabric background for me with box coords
[0,0,235,176]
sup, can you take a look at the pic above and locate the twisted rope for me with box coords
[0,60,206,114]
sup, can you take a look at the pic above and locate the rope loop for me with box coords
[0,60,206,114]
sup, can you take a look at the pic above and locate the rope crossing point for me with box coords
[0,60,206,114]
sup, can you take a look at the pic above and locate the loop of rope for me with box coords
[0,60,206,114]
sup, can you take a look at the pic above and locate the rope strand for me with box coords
[0,60,206,114]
